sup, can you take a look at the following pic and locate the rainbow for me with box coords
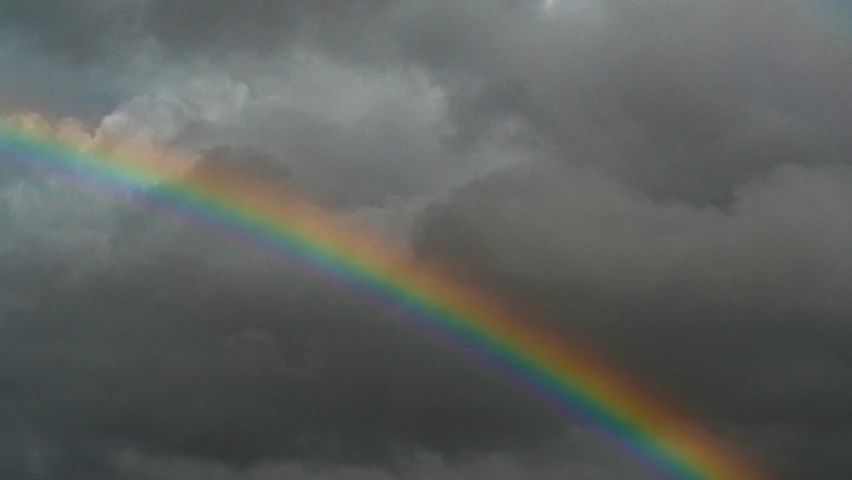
[0,124,768,480]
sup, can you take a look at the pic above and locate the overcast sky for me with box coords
[1,1,851,479]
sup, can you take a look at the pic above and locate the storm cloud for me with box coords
[1,1,851,479]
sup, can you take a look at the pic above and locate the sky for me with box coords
[0,1,851,479]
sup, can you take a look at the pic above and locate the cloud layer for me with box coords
[1,1,852,479]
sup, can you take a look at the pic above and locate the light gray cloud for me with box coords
[91,51,529,205]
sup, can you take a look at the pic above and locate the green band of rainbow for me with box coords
[0,126,769,480]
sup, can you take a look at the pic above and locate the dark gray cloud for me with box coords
[0,0,394,61]
[392,0,852,203]
[110,451,640,480]
[141,0,396,57]
[0,0,128,60]
[0,166,575,477]
[1,1,852,479]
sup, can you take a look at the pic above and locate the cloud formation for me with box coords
[1,1,852,479]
